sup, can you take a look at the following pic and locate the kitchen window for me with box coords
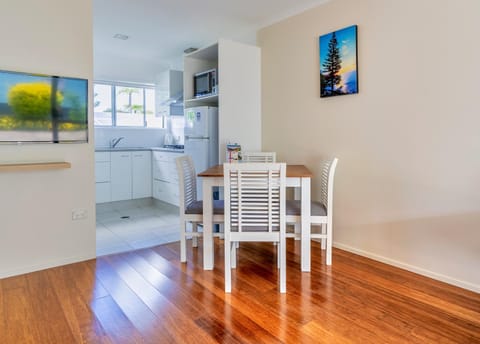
[94,82,163,128]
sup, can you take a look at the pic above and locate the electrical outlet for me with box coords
[72,208,87,221]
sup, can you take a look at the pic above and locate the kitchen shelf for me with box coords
[184,94,218,108]
[0,161,71,172]
[183,39,261,160]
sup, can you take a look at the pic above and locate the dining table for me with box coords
[198,164,313,272]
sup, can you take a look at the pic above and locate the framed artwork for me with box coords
[319,25,358,98]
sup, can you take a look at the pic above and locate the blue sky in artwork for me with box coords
[319,25,357,94]
[319,25,357,76]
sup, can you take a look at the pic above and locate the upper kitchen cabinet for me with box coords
[183,39,261,161]
[155,70,183,117]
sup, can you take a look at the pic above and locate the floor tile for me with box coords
[96,198,180,257]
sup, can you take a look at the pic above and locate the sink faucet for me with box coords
[110,137,124,148]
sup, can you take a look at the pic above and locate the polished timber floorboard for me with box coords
[1,239,479,343]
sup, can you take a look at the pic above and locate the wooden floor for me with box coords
[1,239,479,344]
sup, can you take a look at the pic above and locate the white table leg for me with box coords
[301,177,311,272]
[202,178,215,270]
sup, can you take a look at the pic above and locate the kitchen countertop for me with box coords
[95,146,184,153]
[151,147,184,153]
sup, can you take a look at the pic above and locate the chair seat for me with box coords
[286,200,327,216]
[185,200,224,215]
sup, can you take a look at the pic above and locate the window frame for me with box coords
[94,81,162,128]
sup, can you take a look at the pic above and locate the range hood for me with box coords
[160,91,183,106]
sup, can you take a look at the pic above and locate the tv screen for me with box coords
[0,69,88,143]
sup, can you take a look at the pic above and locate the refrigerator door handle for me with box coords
[185,135,210,140]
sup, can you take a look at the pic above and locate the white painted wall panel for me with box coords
[218,39,262,161]
[259,0,480,291]
[0,0,95,277]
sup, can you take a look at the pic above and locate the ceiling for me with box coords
[93,0,330,83]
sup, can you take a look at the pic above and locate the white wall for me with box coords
[258,0,480,291]
[0,0,95,277]
[218,39,262,160]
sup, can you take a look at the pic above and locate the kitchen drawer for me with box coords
[153,180,179,206]
[95,162,110,183]
[95,152,110,162]
[169,164,179,183]
[153,162,171,182]
[165,181,179,206]
[153,180,168,201]
[152,151,172,162]
[153,159,180,183]
[152,151,183,163]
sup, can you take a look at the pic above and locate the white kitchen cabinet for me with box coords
[110,151,132,202]
[132,151,152,199]
[152,179,168,200]
[155,70,183,116]
[183,39,261,160]
[95,162,110,183]
[153,179,179,206]
[95,152,111,203]
[152,161,170,182]
[96,149,172,204]
[152,151,183,206]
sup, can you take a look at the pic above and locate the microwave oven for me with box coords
[194,68,217,98]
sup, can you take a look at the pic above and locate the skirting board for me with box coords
[333,241,480,294]
[0,253,96,280]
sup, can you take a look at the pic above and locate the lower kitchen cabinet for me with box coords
[95,149,179,204]
[152,151,183,206]
[95,152,111,204]
[132,151,152,199]
[110,152,133,201]
[153,179,179,206]
[95,150,152,203]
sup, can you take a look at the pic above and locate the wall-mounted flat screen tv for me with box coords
[0,69,88,143]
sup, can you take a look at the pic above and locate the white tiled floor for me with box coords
[96,198,180,256]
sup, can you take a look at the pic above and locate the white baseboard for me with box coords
[0,253,96,280]
[333,242,480,294]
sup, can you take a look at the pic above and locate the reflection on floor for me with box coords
[96,198,180,257]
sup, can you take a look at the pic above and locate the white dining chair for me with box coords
[286,158,338,265]
[239,151,278,253]
[241,151,276,163]
[223,162,287,293]
[176,156,224,263]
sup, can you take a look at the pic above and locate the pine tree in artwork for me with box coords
[322,32,342,96]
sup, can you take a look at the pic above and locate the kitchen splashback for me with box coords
[94,127,166,148]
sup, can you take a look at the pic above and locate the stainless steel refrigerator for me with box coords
[184,106,219,198]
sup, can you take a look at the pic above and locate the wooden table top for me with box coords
[198,164,313,178]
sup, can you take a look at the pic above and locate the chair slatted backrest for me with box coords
[176,156,197,212]
[241,151,276,163]
[319,158,338,214]
[224,163,286,233]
